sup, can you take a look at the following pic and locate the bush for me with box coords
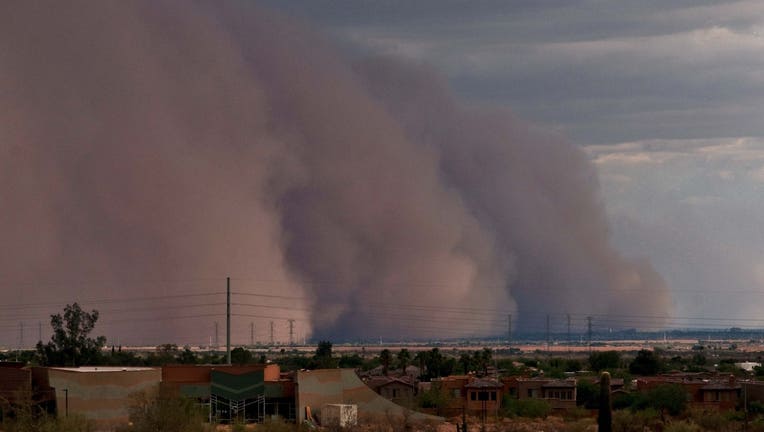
[257,418,304,432]
[120,387,212,432]
[502,397,551,419]
[612,408,660,432]
[687,409,737,432]
[1,411,93,432]
[576,380,600,409]
[646,384,688,417]
[564,406,590,420]
[749,400,764,414]
[563,418,595,432]
[663,420,700,432]
[612,392,636,410]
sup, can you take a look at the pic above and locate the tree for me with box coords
[417,384,453,416]
[459,353,473,374]
[316,340,332,358]
[380,349,392,376]
[230,347,253,365]
[645,384,688,420]
[397,348,411,372]
[422,348,449,379]
[629,350,663,376]
[36,303,106,366]
[176,346,199,364]
[314,340,335,368]
[475,348,492,376]
[589,351,621,372]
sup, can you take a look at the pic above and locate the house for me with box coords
[503,377,577,412]
[366,376,416,405]
[430,375,471,416]
[428,376,504,417]
[636,374,741,412]
[464,378,503,418]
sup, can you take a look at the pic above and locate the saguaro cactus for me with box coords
[598,371,613,432]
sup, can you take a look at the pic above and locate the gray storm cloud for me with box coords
[0,1,670,343]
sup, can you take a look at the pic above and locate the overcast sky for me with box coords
[264,0,764,326]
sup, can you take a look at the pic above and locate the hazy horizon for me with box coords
[2,1,762,347]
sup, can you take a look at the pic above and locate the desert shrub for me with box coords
[749,400,764,414]
[612,408,661,432]
[611,392,636,410]
[502,398,551,419]
[748,419,764,432]
[663,420,700,432]
[564,418,595,432]
[686,408,737,432]
[564,406,591,420]
[120,387,212,432]
[0,410,95,432]
[258,418,306,432]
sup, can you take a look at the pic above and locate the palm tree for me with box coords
[397,348,411,373]
[380,349,392,376]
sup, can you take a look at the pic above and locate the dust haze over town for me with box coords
[1,1,763,348]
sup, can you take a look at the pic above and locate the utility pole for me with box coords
[269,321,274,346]
[546,314,550,356]
[288,319,295,346]
[63,388,68,417]
[226,276,231,365]
[507,314,512,352]
[19,322,23,350]
[587,316,593,354]
[38,321,42,343]
[250,322,255,347]
[567,314,572,357]
[214,322,219,348]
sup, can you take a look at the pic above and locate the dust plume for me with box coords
[0,1,670,344]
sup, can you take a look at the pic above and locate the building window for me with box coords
[490,392,496,401]
[471,391,477,401]
[392,389,398,398]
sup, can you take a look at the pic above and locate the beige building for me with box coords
[35,366,161,431]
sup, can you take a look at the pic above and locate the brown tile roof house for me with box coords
[503,377,577,412]
[366,376,417,405]
[636,374,741,412]
[464,378,503,418]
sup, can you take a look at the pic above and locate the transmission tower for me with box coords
[288,319,295,346]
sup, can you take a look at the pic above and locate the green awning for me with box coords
[211,370,264,401]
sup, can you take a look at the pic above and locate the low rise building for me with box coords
[33,366,161,430]
[503,377,577,412]
[636,374,741,412]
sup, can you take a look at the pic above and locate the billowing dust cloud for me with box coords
[0,1,671,344]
